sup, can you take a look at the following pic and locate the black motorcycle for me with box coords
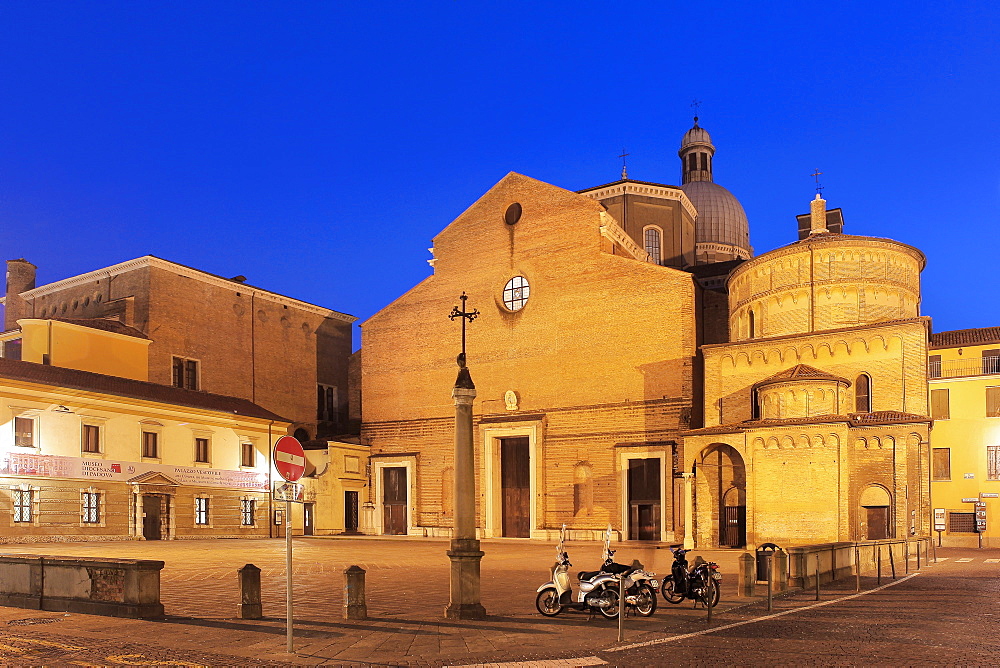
[660,547,721,608]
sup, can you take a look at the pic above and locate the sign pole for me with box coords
[271,434,306,656]
[286,498,293,653]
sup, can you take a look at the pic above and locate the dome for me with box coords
[681,125,712,148]
[681,180,751,249]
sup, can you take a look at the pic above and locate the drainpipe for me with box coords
[267,420,273,538]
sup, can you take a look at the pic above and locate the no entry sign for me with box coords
[273,435,306,482]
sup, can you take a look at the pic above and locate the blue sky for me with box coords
[2,1,998,347]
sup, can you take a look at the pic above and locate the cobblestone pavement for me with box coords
[0,538,993,666]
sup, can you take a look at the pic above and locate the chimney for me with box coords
[5,259,37,331]
[809,195,828,235]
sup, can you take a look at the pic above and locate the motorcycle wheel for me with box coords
[535,588,563,617]
[699,578,720,608]
[633,584,657,617]
[596,587,620,619]
[660,577,684,604]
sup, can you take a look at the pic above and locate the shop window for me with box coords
[930,389,950,419]
[948,511,975,533]
[932,448,951,481]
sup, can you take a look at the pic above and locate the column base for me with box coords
[444,538,487,620]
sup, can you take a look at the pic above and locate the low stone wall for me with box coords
[0,554,164,618]
[785,537,933,588]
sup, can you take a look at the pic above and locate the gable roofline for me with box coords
[929,326,1000,349]
[0,357,290,423]
[14,256,357,324]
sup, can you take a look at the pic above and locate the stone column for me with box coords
[681,472,695,549]
[445,362,486,620]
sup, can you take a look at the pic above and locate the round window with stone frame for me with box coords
[503,276,530,311]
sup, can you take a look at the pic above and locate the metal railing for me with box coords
[929,356,1000,379]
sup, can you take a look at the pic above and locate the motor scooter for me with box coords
[660,546,721,608]
[535,525,657,619]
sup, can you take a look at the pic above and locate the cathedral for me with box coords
[360,119,932,547]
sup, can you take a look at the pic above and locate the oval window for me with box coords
[504,202,522,226]
[503,276,530,311]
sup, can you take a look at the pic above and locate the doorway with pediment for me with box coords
[131,472,179,540]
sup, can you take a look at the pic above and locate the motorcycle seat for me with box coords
[602,562,633,576]
[577,570,601,581]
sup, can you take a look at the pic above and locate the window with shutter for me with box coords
[988,446,1000,480]
[14,416,34,447]
[932,448,951,480]
[988,387,1000,417]
[931,389,950,419]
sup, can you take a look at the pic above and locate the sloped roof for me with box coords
[51,318,148,340]
[753,364,851,389]
[930,326,1000,349]
[0,358,288,422]
[683,410,931,436]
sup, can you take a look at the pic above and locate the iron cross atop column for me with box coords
[449,292,479,368]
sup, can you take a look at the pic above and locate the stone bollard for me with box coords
[237,564,262,619]
[774,549,789,592]
[738,553,755,598]
[344,565,367,620]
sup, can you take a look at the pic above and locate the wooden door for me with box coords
[344,491,359,532]
[142,495,161,541]
[501,437,530,538]
[628,458,661,541]
[866,506,889,540]
[382,467,407,535]
[303,503,315,536]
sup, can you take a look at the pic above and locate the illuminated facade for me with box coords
[927,327,1000,547]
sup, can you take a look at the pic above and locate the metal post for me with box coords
[617,575,624,642]
[904,541,909,575]
[815,553,821,601]
[707,579,713,623]
[766,553,773,612]
[932,536,937,563]
[876,544,882,586]
[855,544,860,592]
[888,542,896,580]
[286,498,293,653]
[917,540,921,570]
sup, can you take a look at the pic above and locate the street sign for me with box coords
[273,481,304,502]
[982,493,999,499]
[962,498,979,503]
[273,435,306,482]
[975,501,987,532]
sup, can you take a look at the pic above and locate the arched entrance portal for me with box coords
[860,485,892,540]
[699,444,747,548]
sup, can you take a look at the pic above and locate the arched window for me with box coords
[855,374,872,413]
[700,152,708,170]
[751,387,761,420]
[748,310,756,339]
[643,226,662,265]
[688,153,697,171]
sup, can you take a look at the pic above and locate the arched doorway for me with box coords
[699,444,747,548]
[860,485,892,540]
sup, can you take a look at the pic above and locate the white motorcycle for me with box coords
[535,525,658,619]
